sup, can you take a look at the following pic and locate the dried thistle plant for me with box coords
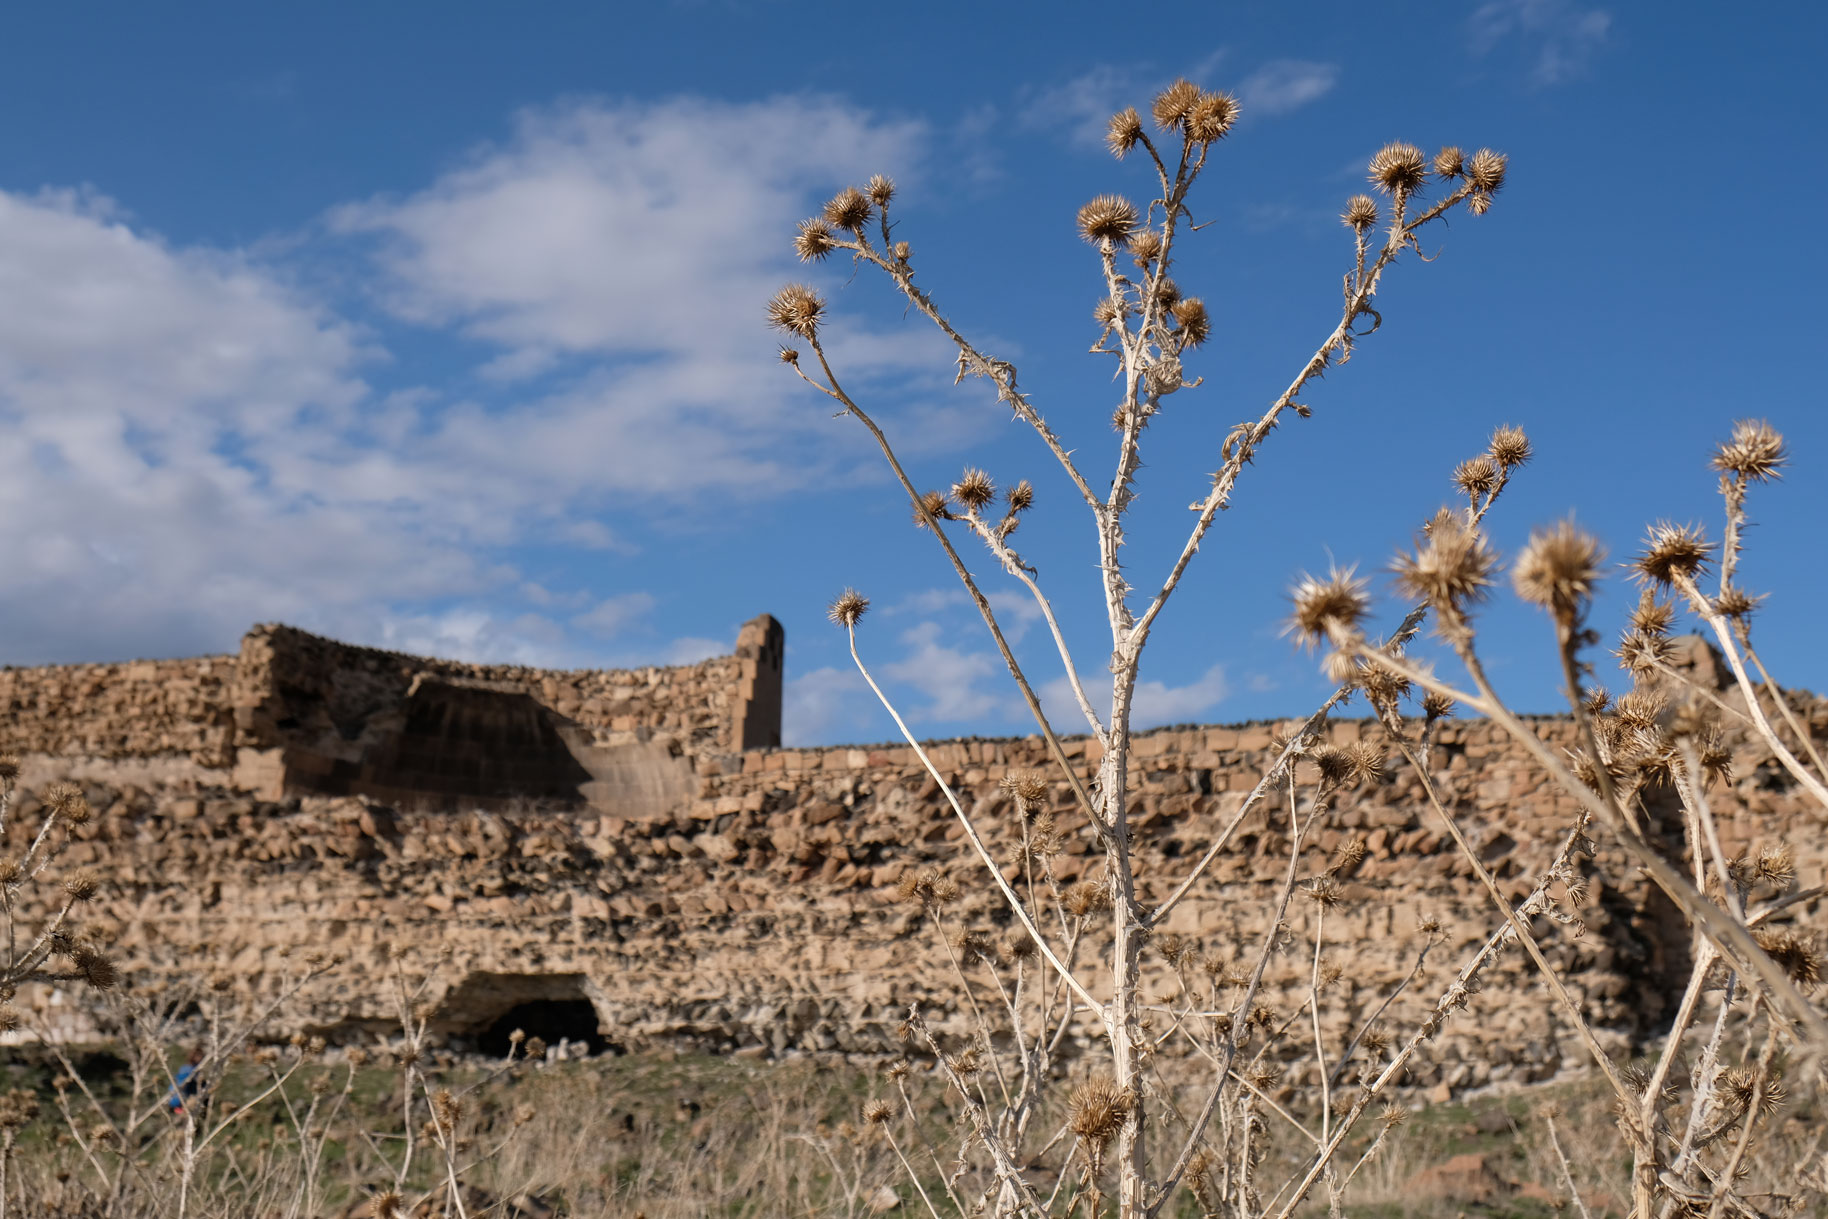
[762,76,1659,1219]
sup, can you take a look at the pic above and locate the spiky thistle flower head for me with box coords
[1129,229,1163,265]
[823,186,872,232]
[1077,195,1139,247]
[1394,512,1498,617]
[1755,930,1820,989]
[1342,194,1379,231]
[1433,146,1465,179]
[1712,418,1786,483]
[368,1190,406,1219]
[1064,879,1112,917]
[1754,842,1797,891]
[951,467,996,511]
[1369,142,1428,195]
[1347,741,1386,785]
[827,589,869,630]
[1310,746,1354,786]
[1005,480,1035,513]
[794,217,838,262]
[1171,297,1211,347]
[1453,455,1501,500]
[999,770,1050,811]
[1331,836,1370,875]
[766,284,825,339]
[1721,1066,1788,1118]
[913,489,953,530]
[1067,1077,1134,1150]
[1186,90,1239,143]
[1304,877,1345,908]
[1288,565,1371,646]
[1466,148,1507,194]
[1106,107,1144,158]
[866,174,895,207]
[1423,690,1455,720]
[1513,519,1606,623]
[62,870,100,903]
[1634,522,1712,587]
[1488,424,1531,468]
[45,781,91,824]
[862,1098,893,1126]
[1151,79,1202,130]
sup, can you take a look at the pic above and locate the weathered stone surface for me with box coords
[2,623,1822,1099]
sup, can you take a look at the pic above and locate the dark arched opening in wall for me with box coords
[477,1000,614,1058]
[433,971,619,1059]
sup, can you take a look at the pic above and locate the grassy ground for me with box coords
[0,1046,1817,1217]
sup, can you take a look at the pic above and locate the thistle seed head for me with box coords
[369,1190,406,1219]
[1488,424,1531,468]
[827,589,869,629]
[1634,522,1712,587]
[766,284,825,339]
[1394,513,1497,616]
[1310,745,1354,786]
[1755,930,1820,989]
[822,186,872,232]
[1304,877,1345,908]
[72,945,116,990]
[1186,90,1239,143]
[1077,195,1139,247]
[1067,1077,1133,1149]
[1713,587,1761,620]
[1342,194,1379,231]
[1171,297,1211,347]
[951,467,996,511]
[1433,146,1465,179]
[1721,1066,1788,1118]
[1287,565,1371,646]
[62,870,100,903]
[45,781,91,824]
[999,770,1050,811]
[1151,79,1202,130]
[1064,879,1112,917]
[1452,455,1501,500]
[1106,107,1144,158]
[913,489,953,530]
[1754,842,1797,891]
[1005,480,1035,513]
[862,1098,893,1126]
[1466,190,1495,216]
[1712,418,1786,483]
[1613,688,1666,731]
[1093,297,1124,328]
[1513,519,1606,623]
[866,174,895,207]
[0,755,17,784]
[1129,229,1162,265]
[1347,741,1386,785]
[896,868,959,910]
[794,217,839,262]
[1466,148,1507,194]
[1331,837,1370,875]
[1423,691,1455,720]
[1630,597,1676,636]
[1368,142,1428,195]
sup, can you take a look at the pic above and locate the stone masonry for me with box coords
[2,618,1823,1099]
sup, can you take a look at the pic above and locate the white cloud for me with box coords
[1469,0,1611,85]
[571,591,657,637]
[1043,662,1229,732]
[784,664,871,745]
[882,620,1021,725]
[1019,66,1142,149]
[0,96,969,669]
[1237,60,1340,117]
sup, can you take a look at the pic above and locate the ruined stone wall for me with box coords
[9,695,1823,1099]
[0,655,236,760]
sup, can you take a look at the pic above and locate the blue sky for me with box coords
[1,2,1824,745]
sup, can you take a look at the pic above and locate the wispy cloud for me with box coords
[0,96,961,671]
[1469,0,1611,85]
[1237,60,1340,117]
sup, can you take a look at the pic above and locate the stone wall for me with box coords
[3,623,1823,1103]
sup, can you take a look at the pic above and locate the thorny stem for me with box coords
[846,625,1101,1020]
[1338,636,1828,1056]
[797,337,1115,851]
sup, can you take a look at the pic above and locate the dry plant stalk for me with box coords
[775,79,1825,1219]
